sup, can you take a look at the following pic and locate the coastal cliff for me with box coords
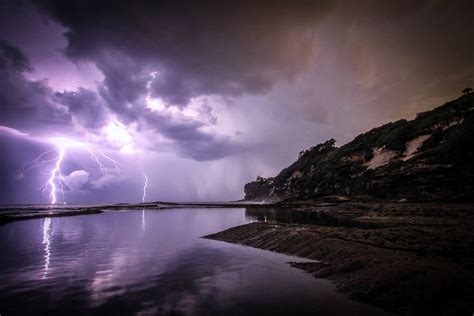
[245,93,474,201]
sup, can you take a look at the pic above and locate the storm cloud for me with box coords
[0,0,473,203]
[0,40,71,133]
[35,0,333,106]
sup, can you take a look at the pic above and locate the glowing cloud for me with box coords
[103,119,135,154]
[50,137,86,149]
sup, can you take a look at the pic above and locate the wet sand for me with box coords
[204,203,474,315]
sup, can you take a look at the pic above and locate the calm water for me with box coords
[0,208,386,315]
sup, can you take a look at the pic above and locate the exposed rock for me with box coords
[364,147,398,169]
[401,134,431,161]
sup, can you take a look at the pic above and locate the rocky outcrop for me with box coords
[244,93,474,201]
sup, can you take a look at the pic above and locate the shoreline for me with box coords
[204,202,474,315]
[2,197,472,224]
[0,201,279,225]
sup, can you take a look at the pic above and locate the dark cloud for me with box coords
[0,40,32,72]
[34,0,334,107]
[95,50,149,122]
[0,40,71,132]
[24,0,334,161]
[142,112,243,161]
[56,88,108,129]
[0,37,245,161]
[91,49,246,160]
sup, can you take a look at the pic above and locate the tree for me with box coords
[462,87,472,95]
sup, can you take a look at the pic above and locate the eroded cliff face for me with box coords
[245,93,474,201]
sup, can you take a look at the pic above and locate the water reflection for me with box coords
[42,217,51,279]
[0,208,387,315]
[245,207,386,228]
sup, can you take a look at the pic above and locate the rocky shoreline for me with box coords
[204,202,474,315]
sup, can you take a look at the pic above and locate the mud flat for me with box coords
[204,203,474,315]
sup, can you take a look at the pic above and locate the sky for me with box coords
[0,0,473,204]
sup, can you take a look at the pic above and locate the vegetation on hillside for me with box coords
[245,93,474,201]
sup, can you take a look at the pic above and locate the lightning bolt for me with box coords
[18,149,57,179]
[138,159,149,203]
[23,149,56,170]
[142,173,148,203]
[38,142,116,205]
[100,151,122,175]
[43,145,65,205]
[20,145,66,204]
[87,148,107,175]
[23,134,147,204]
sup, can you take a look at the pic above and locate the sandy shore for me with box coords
[204,203,474,315]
